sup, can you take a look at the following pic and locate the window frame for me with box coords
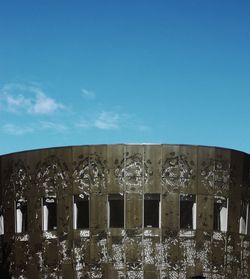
[239,200,249,235]
[179,193,196,230]
[213,196,228,232]
[42,196,57,232]
[15,199,28,234]
[73,194,90,230]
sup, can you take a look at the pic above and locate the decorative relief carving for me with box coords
[179,239,196,271]
[127,269,143,279]
[73,153,106,193]
[162,235,179,270]
[4,160,31,201]
[59,240,71,263]
[241,240,250,278]
[143,238,155,264]
[114,153,153,192]
[36,155,69,193]
[196,240,212,274]
[111,242,125,270]
[74,239,90,272]
[201,160,230,193]
[161,155,194,190]
[1,145,250,277]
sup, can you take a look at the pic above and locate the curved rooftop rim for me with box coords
[0,143,249,157]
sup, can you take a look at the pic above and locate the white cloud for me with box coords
[81,88,96,100]
[2,121,68,136]
[0,83,64,115]
[2,123,34,136]
[75,111,141,131]
[75,111,122,130]
[94,111,120,130]
[29,92,64,114]
[39,121,68,133]
[5,94,30,113]
[0,84,151,137]
[75,119,91,129]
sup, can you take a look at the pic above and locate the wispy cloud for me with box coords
[30,91,64,114]
[75,119,91,129]
[1,121,69,136]
[75,111,148,132]
[39,121,68,133]
[0,83,64,115]
[2,123,34,136]
[0,84,151,138]
[94,111,120,130]
[75,111,123,130]
[81,88,96,100]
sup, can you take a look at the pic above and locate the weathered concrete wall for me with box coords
[0,144,250,278]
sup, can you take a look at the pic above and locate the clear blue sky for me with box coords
[0,0,250,155]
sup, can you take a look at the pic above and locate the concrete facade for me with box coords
[0,144,250,278]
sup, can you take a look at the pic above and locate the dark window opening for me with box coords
[239,200,249,234]
[73,194,89,229]
[180,194,196,230]
[43,197,57,231]
[213,196,228,232]
[108,194,124,228]
[15,200,27,233]
[144,194,160,228]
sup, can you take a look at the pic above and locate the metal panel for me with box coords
[162,232,180,272]
[229,151,243,234]
[43,239,58,267]
[90,193,107,230]
[144,145,161,193]
[72,145,90,195]
[126,193,142,229]
[195,230,213,276]
[74,238,90,271]
[161,191,179,231]
[226,233,241,278]
[107,145,125,193]
[123,145,144,194]
[211,232,227,276]
[197,146,216,196]
[125,236,143,264]
[108,236,125,271]
[196,194,213,232]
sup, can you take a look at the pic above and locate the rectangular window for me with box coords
[73,194,89,229]
[42,197,57,231]
[15,200,28,233]
[213,196,228,232]
[108,194,124,228]
[180,194,196,230]
[239,200,249,234]
[144,194,160,228]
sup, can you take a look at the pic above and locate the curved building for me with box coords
[0,144,250,278]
